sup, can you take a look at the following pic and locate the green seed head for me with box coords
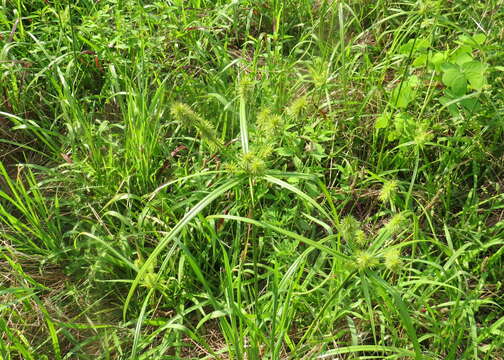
[339,215,361,242]
[309,57,330,87]
[379,180,398,203]
[171,102,198,128]
[256,144,273,159]
[238,75,254,97]
[170,102,222,150]
[384,212,408,235]
[249,158,266,176]
[355,250,378,271]
[241,152,266,176]
[224,161,240,174]
[287,95,308,118]
[257,108,284,135]
[383,248,402,271]
[354,229,367,248]
[414,127,432,147]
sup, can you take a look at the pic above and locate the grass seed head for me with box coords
[384,212,408,235]
[238,74,254,97]
[170,102,222,150]
[339,215,361,242]
[171,102,199,128]
[354,250,378,271]
[257,108,284,136]
[287,95,308,117]
[414,126,433,147]
[241,152,266,176]
[383,248,402,271]
[379,180,398,203]
[354,229,368,248]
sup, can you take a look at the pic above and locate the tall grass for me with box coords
[1,0,503,359]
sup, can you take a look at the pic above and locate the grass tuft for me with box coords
[1,0,503,358]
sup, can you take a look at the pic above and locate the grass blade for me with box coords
[123,178,242,319]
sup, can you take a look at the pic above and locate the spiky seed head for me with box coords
[256,108,271,129]
[270,114,284,131]
[249,158,266,176]
[171,102,198,128]
[339,215,361,242]
[354,229,367,248]
[414,127,432,147]
[224,162,240,174]
[354,250,378,271]
[257,108,284,135]
[309,57,329,87]
[142,272,158,289]
[383,248,402,271]
[384,212,408,235]
[196,118,223,150]
[379,180,398,203]
[287,95,308,117]
[240,152,267,177]
[242,152,255,163]
[238,75,254,97]
[170,102,222,150]
[256,144,273,159]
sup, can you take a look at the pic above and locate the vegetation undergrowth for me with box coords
[1,0,503,359]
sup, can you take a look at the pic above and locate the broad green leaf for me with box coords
[408,74,420,87]
[375,112,390,129]
[473,33,486,45]
[439,95,459,117]
[460,97,480,112]
[412,53,428,67]
[458,35,473,45]
[451,46,473,65]
[399,38,430,55]
[462,60,487,91]
[388,130,400,142]
[391,84,409,108]
[390,76,419,109]
[430,52,447,72]
[460,33,486,46]
[393,112,414,135]
[441,63,467,96]
[275,147,295,156]
[439,91,482,116]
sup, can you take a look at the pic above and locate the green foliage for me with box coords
[390,75,421,109]
[1,0,503,359]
